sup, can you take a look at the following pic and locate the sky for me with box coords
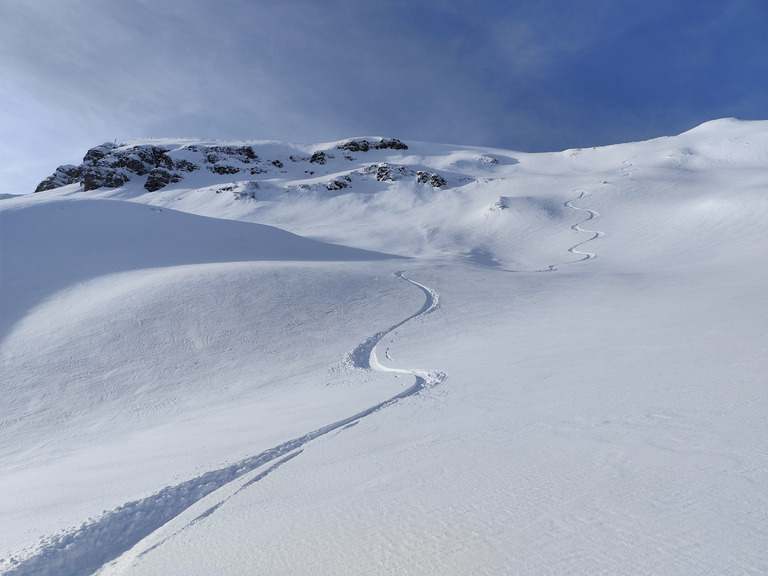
[0,0,766,196]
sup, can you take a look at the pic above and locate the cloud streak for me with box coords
[1,0,766,195]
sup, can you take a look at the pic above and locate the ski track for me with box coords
[547,190,604,271]
[5,193,598,575]
[3,273,445,576]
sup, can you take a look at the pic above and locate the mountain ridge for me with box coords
[23,118,768,271]
[33,137,450,194]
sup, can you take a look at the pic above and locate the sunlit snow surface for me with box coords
[1,119,767,575]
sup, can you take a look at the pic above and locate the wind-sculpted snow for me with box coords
[2,274,444,576]
[0,198,404,344]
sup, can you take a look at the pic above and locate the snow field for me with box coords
[2,118,767,574]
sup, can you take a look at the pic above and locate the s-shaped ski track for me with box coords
[548,191,604,271]
[5,272,445,576]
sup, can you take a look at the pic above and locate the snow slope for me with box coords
[1,119,767,575]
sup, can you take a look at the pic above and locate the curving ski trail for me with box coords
[4,273,444,576]
[346,272,444,387]
[565,192,603,260]
[547,191,604,271]
[369,274,444,385]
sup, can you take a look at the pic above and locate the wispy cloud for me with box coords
[0,0,766,195]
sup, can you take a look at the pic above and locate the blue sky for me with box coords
[1,0,766,195]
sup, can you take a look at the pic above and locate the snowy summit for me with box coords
[1,119,767,575]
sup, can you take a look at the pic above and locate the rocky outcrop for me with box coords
[325,175,352,190]
[34,164,83,193]
[338,138,408,153]
[417,171,447,188]
[34,142,260,193]
[82,144,173,191]
[310,151,330,165]
[357,164,446,188]
[82,142,118,164]
[187,145,259,177]
[144,168,182,192]
[360,163,411,182]
[188,144,258,164]
[34,137,418,194]
[82,165,131,191]
[35,142,177,192]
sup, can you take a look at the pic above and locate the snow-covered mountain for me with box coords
[2,119,767,575]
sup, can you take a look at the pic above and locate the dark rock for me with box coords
[109,145,169,176]
[174,159,198,172]
[325,175,352,190]
[430,174,447,188]
[338,138,408,152]
[81,144,171,191]
[364,163,413,182]
[375,164,395,182]
[417,171,447,188]
[82,142,117,164]
[378,138,408,150]
[76,143,176,191]
[156,153,175,170]
[201,146,257,165]
[209,164,241,175]
[113,156,151,175]
[144,168,173,192]
[83,166,131,191]
[142,154,196,192]
[338,140,371,153]
[210,145,257,163]
[35,165,83,192]
[34,140,273,193]
[310,151,327,165]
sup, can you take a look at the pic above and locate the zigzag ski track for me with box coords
[547,190,604,271]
